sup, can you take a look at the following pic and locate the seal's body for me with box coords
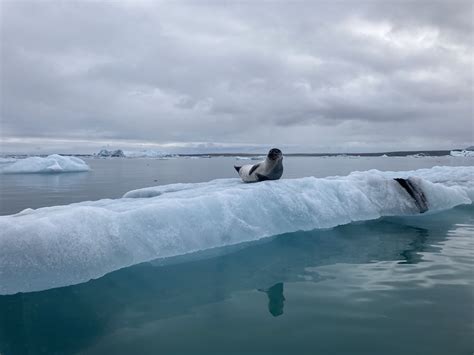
[235,148,283,183]
[394,177,429,213]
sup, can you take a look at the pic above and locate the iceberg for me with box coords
[122,149,177,158]
[0,157,18,164]
[96,149,126,157]
[450,149,474,157]
[409,153,427,158]
[0,166,472,294]
[235,156,265,161]
[235,156,251,160]
[0,154,90,174]
[95,148,176,158]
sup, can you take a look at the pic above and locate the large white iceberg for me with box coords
[0,166,472,294]
[0,154,90,174]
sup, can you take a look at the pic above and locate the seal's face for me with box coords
[267,148,283,161]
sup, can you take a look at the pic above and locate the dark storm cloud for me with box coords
[1,0,472,152]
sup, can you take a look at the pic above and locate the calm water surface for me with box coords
[0,156,473,354]
[0,205,473,355]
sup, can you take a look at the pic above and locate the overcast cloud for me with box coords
[1,0,473,153]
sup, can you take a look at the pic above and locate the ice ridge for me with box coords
[0,166,472,294]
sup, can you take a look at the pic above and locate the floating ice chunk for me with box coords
[95,148,176,158]
[450,150,474,157]
[235,156,265,161]
[235,156,251,160]
[96,149,125,157]
[122,150,177,158]
[0,166,472,294]
[0,157,17,164]
[0,154,90,174]
[409,153,427,158]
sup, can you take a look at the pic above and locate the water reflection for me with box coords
[398,227,429,264]
[0,205,472,355]
[259,283,285,317]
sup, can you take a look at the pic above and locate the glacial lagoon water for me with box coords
[0,155,473,355]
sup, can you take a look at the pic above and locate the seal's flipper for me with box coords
[234,166,241,173]
[256,173,269,181]
[248,163,261,176]
[394,178,428,213]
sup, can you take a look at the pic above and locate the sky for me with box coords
[1,0,473,154]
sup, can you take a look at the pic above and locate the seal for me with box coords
[394,177,428,213]
[234,148,283,183]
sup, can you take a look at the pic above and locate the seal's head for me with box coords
[267,148,283,161]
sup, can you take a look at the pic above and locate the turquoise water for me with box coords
[1,205,473,355]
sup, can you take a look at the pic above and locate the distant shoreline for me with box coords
[180,150,453,157]
[2,149,466,158]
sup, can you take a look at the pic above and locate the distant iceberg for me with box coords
[95,148,176,158]
[235,156,265,161]
[409,153,427,158]
[0,166,472,294]
[95,149,126,157]
[123,149,177,158]
[450,149,474,157]
[0,157,18,164]
[235,156,251,160]
[0,154,90,174]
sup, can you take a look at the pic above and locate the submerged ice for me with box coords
[0,166,472,294]
[0,154,90,174]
